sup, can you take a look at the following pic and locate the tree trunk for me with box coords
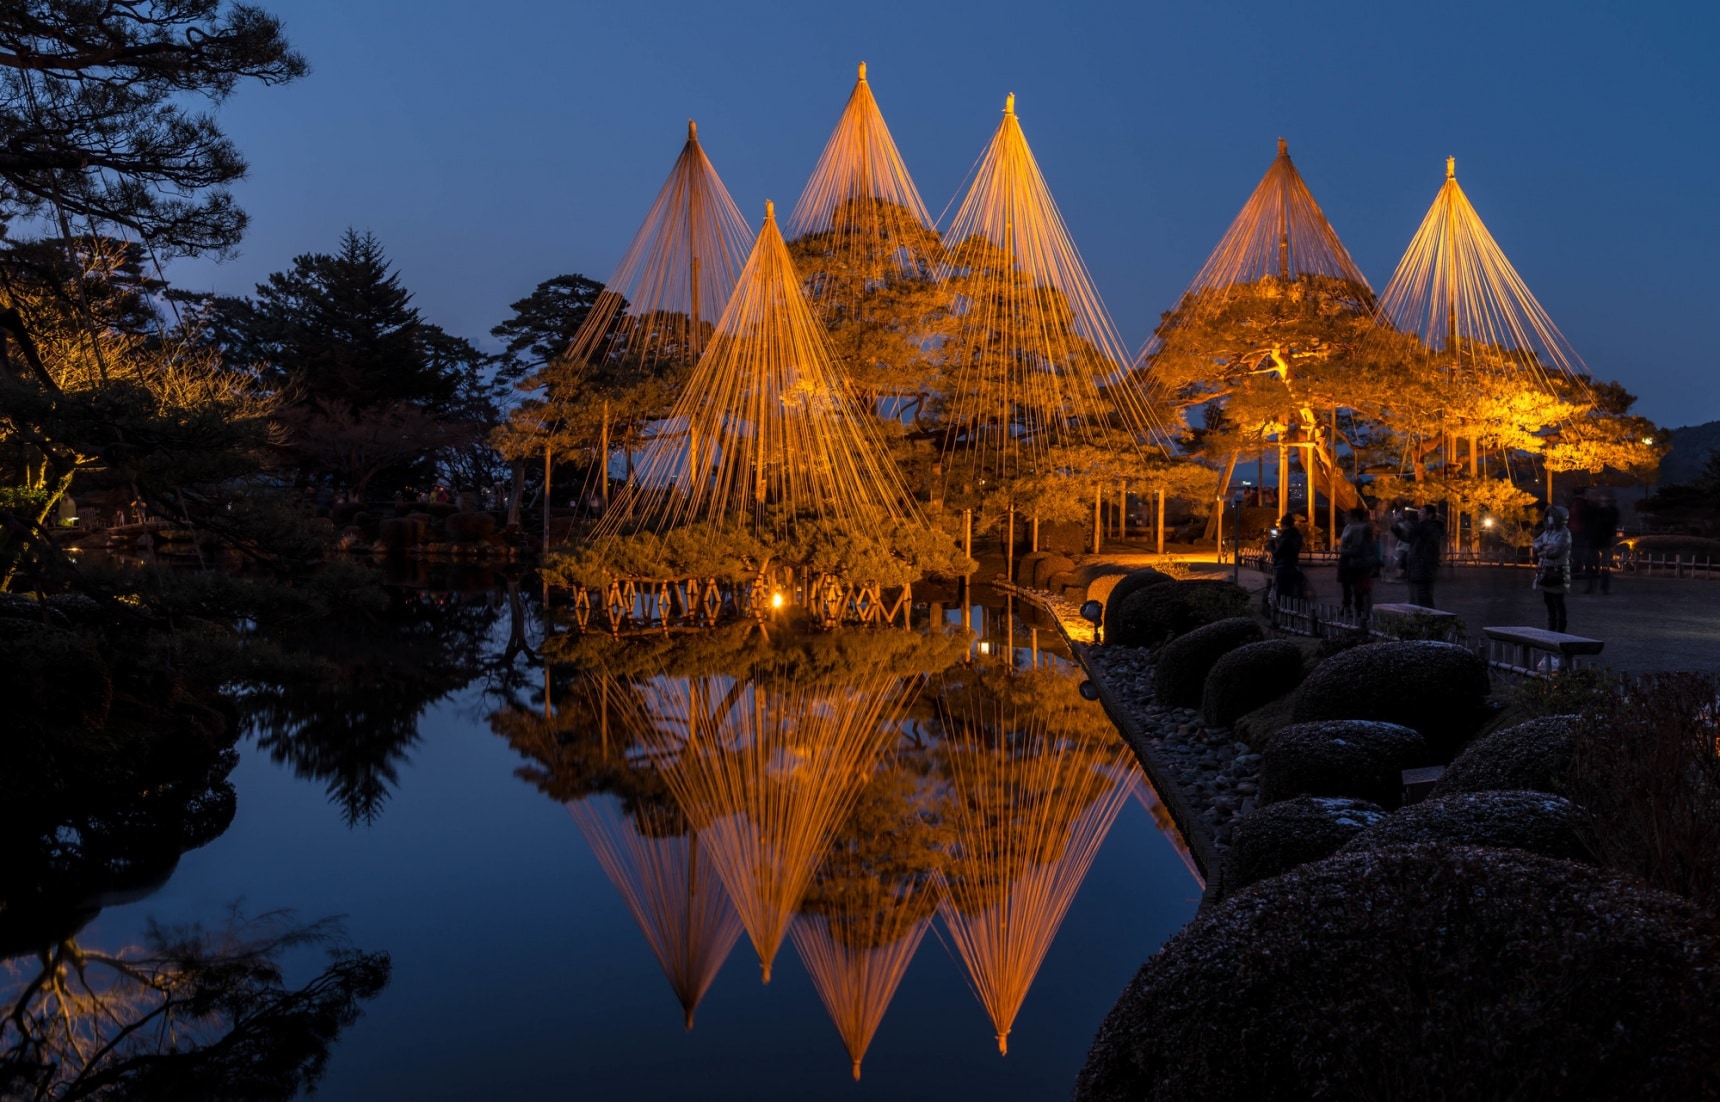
[507,460,524,528]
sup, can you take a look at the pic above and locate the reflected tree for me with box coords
[0,912,388,1101]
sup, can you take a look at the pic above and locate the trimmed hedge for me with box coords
[1152,617,1264,707]
[1202,639,1305,728]
[1075,845,1720,1102]
[1259,719,1427,809]
[1076,565,1135,606]
[1432,714,1581,798]
[1219,796,1385,899]
[1013,550,1053,588]
[1341,790,1591,863]
[1032,552,1077,589]
[1291,640,1491,758]
[1109,579,1250,649]
[1101,567,1173,628]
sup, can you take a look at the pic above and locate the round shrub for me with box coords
[1031,552,1076,589]
[1219,796,1385,898]
[1432,714,1580,798]
[1202,639,1305,728]
[1259,719,1427,809]
[1291,640,1491,758]
[1013,550,1052,587]
[444,510,498,543]
[1341,790,1591,863]
[1101,567,1173,628]
[1152,617,1264,707]
[1046,571,1082,599]
[1109,579,1249,649]
[1075,565,1134,606]
[1074,845,1720,1102]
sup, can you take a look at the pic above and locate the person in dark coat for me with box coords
[1392,504,1446,608]
[1585,494,1620,594]
[1271,514,1306,600]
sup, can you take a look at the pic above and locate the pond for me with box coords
[28,578,1200,1100]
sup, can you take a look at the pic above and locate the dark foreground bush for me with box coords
[1101,567,1172,628]
[1342,790,1591,863]
[444,510,497,542]
[1075,564,1134,606]
[1075,845,1720,1102]
[1110,580,1249,649]
[1432,714,1580,798]
[1259,720,1426,809]
[0,619,111,735]
[1202,639,1304,727]
[1291,640,1490,758]
[1152,617,1263,707]
[1219,796,1385,898]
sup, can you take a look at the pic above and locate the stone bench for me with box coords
[1481,626,1605,679]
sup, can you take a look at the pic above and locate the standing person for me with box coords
[1271,514,1305,600]
[1567,488,1592,583]
[1338,506,1378,616]
[1533,506,1573,632]
[1393,504,1446,609]
[1585,492,1620,595]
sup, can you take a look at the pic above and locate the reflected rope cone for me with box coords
[1374,156,1590,393]
[567,797,744,1030]
[600,201,921,536]
[789,881,933,1080]
[1130,773,1204,890]
[636,674,909,983]
[938,93,1167,476]
[563,120,753,375]
[934,694,1137,1055]
[788,62,938,320]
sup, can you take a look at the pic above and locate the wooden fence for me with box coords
[565,569,912,632]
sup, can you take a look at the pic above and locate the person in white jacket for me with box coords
[1532,505,1573,632]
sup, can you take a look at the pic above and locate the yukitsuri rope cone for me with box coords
[633,672,911,985]
[567,797,744,1031]
[937,93,1167,484]
[1373,156,1590,395]
[601,200,920,538]
[789,880,934,1080]
[1146,138,1374,528]
[934,689,1139,1056]
[1150,137,1372,343]
[563,120,752,376]
[788,61,937,313]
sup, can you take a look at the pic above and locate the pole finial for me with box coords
[1277,136,1288,157]
[1446,155,1456,180]
[764,198,775,222]
[1004,91,1015,116]
[687,118,697,141]
[857,60,866,81]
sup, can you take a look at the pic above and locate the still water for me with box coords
[45,577,1199,1100]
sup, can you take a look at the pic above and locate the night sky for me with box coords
[170,0,1718,427]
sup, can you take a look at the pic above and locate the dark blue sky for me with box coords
[172,0,1717,427]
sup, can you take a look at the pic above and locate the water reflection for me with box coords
[500,590,1158,1079]
[244,585,503,824]
[0,914,389,1099]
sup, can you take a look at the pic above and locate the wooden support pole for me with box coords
[963,507,973,566]
[1156,489,1166,555]
[598,400,610,508]
[1117,483,1127,540]
[1006,507,1015,585]
[1092,484,1103,554]
[1277,443,1289,517]
[543,440,552,551]
[1032,513,1040,553]
[1328,407,1339,541]
[1305,446,1317,531]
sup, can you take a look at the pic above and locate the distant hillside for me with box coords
[1660,420,1720,484]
